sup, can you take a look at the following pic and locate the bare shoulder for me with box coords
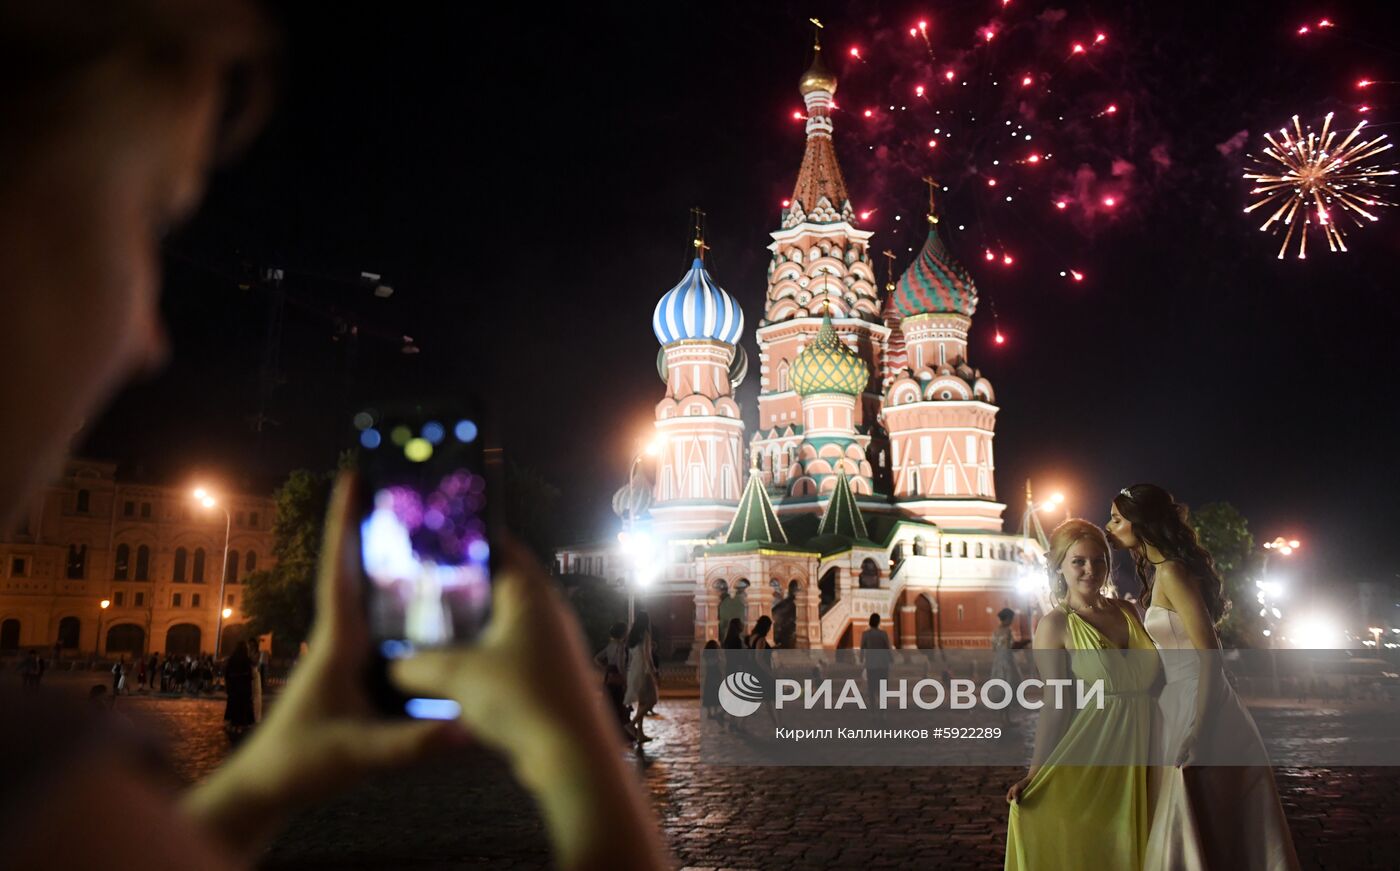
[1154,560,1204,609]
[1033,609,1068,649]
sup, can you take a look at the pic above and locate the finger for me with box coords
[390,646,498,698]
[332,718,473,772]
[312,471,365,648]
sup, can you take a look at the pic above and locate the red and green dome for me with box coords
[892,223,978,318]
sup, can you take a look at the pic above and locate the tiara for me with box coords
[1119,488,1132,497]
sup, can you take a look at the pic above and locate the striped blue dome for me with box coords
[652,258,744,346]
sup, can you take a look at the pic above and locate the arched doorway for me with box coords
[858,558,880,589]
[106,624,145,657]
[817,567,839,616]
[220,623,249,656]
[165,623,202,658]
[915,596,936,649]
[57,616,80,649]
[0,618,19,651]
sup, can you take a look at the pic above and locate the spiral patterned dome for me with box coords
[652,258,744,346]
[791,312,869,397]
[892,223,978,318]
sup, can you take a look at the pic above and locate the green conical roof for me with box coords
[725,468,788,545]
[817,470,868,540]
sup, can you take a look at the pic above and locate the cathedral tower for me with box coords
[880,194,1005,529]
[650,229,748,536]
[751,28,888,499]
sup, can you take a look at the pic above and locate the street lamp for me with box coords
[96,598,111,658]
[622,436,664,624]
[193,487,232,658]
[1020,480,1065,549]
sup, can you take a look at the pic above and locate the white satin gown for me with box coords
[1143,605,1299,871]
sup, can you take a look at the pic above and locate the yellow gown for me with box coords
[1005,605,1161,871]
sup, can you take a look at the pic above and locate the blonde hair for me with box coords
[1045,518,1113,603]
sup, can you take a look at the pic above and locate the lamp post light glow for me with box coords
[623,435,665,624]
[192,487,233,658]
[96,598,111,658]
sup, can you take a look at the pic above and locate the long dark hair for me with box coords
[721,617,745,649]
[1113,484,1227,623]
[626,611,650,649]
[749,615,772,648]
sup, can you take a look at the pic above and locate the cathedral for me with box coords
[558,35,1040,657]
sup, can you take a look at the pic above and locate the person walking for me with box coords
[20,650,41,690]
[111,658,126,696]
[859,613,892,699]
[593,622,632,740]
[248,641,264,724]
[623,612,659,749]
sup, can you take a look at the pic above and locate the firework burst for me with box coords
[1243,112,1396,259]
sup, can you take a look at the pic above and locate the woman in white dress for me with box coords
[1108,484,1299,871]
[624,611,659,749]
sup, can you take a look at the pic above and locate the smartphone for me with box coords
[353,399,498,717]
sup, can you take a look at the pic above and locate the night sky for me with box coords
[82,1,1400,590]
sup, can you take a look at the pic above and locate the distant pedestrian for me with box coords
[860,613,892,697]
[623,612,659,749]
[137,658,148,691]
[248,640,264,723]
[111,658,126,695]
[223,643,255,742]
[147,653,159,691]
[594,622,632,740]
[20,650,41,690]
[700,640,721,720]
[990,608,1021,727]
[720,618,745,650]
[747,616,779,730]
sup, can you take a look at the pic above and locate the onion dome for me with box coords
[612,471,653,519]
[798,43,837,96]
[892,222,978,318]
[790,312,869,397]
[652,258,744,346]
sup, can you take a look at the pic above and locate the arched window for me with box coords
[226,550,240,584]
[135,545,150,581]
[777,361,790,392]
[57,616,80,649]
[976,543,984,559]
[114,544,130,580]
[65,544,86,579]
[859,558,880,589]
[959,541,968,558]
[105,624,144,657]
[245,551,257,574]
[76,489,90,513]
[173,548,187,582]
[193,548,206,583]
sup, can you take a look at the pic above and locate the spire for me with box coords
[785,22,852,229]
[725,465,788,545]
[817,469,868,540]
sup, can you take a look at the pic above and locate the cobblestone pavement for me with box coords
[116,695,1400,869]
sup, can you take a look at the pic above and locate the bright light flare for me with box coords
[984,249,996,261]
[927,139,938,149]
[987,178,998,187]
[1243,112,1397,259]
[1095,32,1107,44]
[1055,200,1068,209]
[1060,269,1084,281]
[944,69,955,81]
[222,607,233,619]
[1021,75,1033,87]
[863,108,874,118]
[849,46,862,59]
[792,110,805,120]
[1289,616,1341,649]
[994,331,1006,345]
[1071,43,1086,55]
[1102,196,1117,207]
[915,84,925,97]
[1002,253,1014,265]
[858,209,876,221]
[1358,79,1373,88]
[781,198,791,208]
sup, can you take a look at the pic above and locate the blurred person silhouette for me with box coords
[0,3,668,868]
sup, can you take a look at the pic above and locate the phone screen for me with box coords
[355,404,494,659]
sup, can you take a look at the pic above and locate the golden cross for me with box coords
[690,206,710,260]
[921,175,941,224]
[882,249,897,290]
[809,17,823,49]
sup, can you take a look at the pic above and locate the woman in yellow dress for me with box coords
[1004,519,1160,871]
